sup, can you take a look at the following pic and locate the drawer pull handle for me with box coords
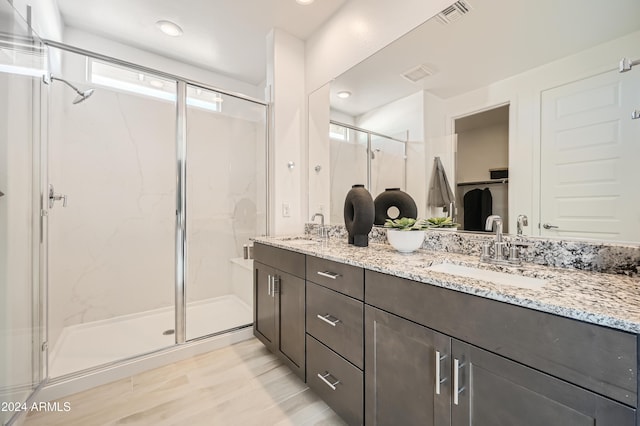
[316,313,341,327]
[317,372,340,390]
[317,271,341,280]
[435,350,447,395]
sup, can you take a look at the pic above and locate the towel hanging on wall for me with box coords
[427,157,455,213]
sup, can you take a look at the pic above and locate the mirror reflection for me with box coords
[312,0,640,243]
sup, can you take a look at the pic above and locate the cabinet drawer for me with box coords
[254,243,305,278]
[306,256,363,300]
[307,282,364,369]
[307,335,363,425]
[365,270,638,407]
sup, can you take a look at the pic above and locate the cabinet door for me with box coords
[450,339,636,426]
[254,262,275,350]
[365,306,451,426]
[277,270,305,379]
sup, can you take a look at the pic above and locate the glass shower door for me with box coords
[185,84,267,340]
[46,48,177,378]
[0,2,47,423]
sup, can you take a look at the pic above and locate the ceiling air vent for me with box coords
[401,64,435,84]
[436,0,472,24]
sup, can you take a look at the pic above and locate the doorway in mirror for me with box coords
[454,105,509,232]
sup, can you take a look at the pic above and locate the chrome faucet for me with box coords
[311,213,327,239]
[517,214,528,236]
[482,215,507,263]
[485,215,503,242]
[481,215,529,266]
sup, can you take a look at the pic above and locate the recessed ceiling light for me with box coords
[156,20,183,37]
[337,91,351,99]
[296,0,315,4]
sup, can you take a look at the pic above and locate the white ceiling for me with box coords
[56,0,347,85]
[330,0,640,117]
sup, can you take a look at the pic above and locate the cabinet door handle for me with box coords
[435,350,447,395]
[453,358,465,405]
[316,313,341,327]
[317,372,340,390]
[267,275,272,296]
[317,271,341,280]
[272,276,279,296]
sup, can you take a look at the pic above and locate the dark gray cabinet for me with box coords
[253,243,305,379]
[254,262,276,348]
[365,305,635,426]
[364,270,637,425]
[364,306,450,426]
[450,339,636,426]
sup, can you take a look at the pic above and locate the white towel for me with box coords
[427,157,455,212]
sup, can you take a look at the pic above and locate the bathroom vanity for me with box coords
[253,237,639,425]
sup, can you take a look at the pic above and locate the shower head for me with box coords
[50,76,95,105]
[73,88,94,104]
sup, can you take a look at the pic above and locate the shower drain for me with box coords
[162,329,175,335]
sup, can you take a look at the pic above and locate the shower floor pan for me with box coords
[49,294,252,378]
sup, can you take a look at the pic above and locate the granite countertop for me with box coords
[253,235,640,334]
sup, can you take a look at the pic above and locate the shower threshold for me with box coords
[49,294,252,378]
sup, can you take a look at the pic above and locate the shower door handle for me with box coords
[48,184,68,208]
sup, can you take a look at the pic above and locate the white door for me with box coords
[540,69,640,242]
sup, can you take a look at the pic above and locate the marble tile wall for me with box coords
[304,223,640,276]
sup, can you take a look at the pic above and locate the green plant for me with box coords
[425,217,459,228]
[384,217,429,231]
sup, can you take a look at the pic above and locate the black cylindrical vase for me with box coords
[373,188,417,225]
[343,184,374,247]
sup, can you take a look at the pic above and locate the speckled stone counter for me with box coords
[253,235,640,334]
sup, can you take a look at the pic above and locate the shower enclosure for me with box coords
[1,2,268,415]
[45,45,268,378]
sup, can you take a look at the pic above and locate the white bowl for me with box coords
[386,229,425,253]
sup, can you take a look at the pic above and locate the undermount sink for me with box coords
[427,262,547,290]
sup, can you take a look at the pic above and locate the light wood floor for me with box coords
[24,338,346,426]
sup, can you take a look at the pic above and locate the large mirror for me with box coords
[309,0,640,243]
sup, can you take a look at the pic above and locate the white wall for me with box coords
[456,123,508,183]
[308,84,331,222]
[267,28,306,235]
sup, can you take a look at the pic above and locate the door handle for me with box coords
[48,184,68,208]
[453,358,465,405]
[435,350,447,395]
[542,223,559,230]
[267,275,272,296]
